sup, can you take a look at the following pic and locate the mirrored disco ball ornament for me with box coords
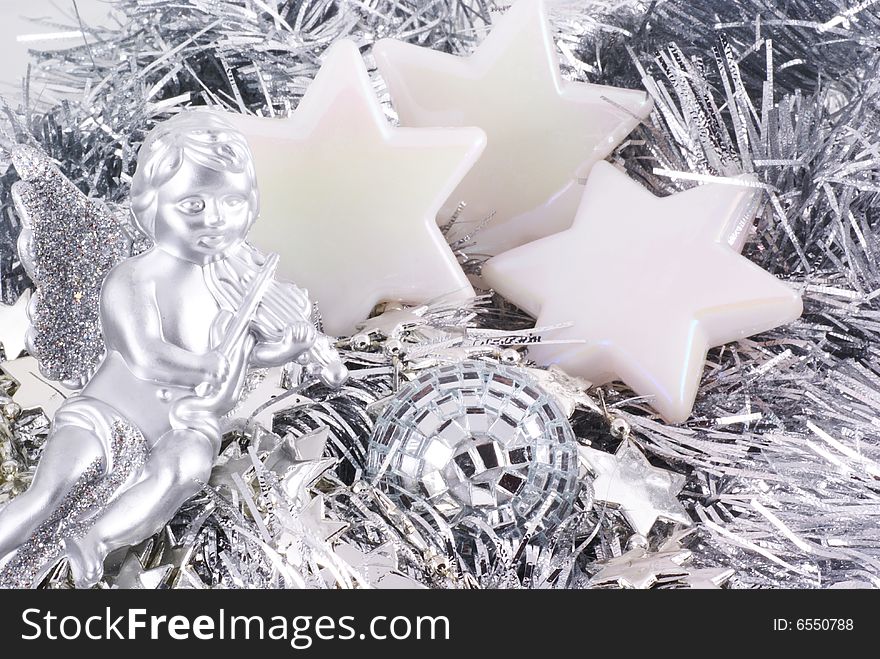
[367,361,580,535]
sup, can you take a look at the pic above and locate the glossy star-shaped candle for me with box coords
[222,41,486,336]
[374,0,652,255]
[483,162,803,423]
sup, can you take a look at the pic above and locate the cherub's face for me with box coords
[153,158,256,264]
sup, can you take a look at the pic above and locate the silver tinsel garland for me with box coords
[0,0,879,589]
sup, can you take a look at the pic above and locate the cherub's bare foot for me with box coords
[63,536,106,589]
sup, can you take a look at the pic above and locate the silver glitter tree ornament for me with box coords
[367,360,580,537]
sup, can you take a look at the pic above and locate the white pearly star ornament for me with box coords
[482,162,803,423]
[221,41,486,336]
[374,0,652,255]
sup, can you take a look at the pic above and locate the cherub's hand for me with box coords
[202,350,231,391]
[280,321,317,359]
[250,321,317,367]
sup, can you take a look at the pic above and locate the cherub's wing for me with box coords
[11,145,131,388]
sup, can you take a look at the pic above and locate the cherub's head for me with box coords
[131,111,258,264]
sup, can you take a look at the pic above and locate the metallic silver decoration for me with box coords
[5,0,880,588]
[221,366,314,435]
[677,567,736,590]
[0,403,34,506]
[210,426,335,506]
[0,291,31,361]
[141,424,436,590]
[346,480,472,588]
[590,530,734,589]
[292,494,349,546]
[0,356,75,419]
[589,544,692,589]
[112,553,175,590]
[11,145,131,388]
[0,419,148,589]
[328,541,427,589]
[367,360,580,536]
[186,430,362,589]
[355,304,431,341]
[523,364,600,419]
[578,440,690,536]
[0,112,347,588]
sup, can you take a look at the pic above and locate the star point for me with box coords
[483,162,803,423]
[374,0,652,255]
[0,355,74,419]
[221,40,486,336]
[0,290,30,361]
[680,567,736,589]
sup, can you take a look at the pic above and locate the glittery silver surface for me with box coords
[367,360,580,536]
[0,419,147,588]
[11,145,130,386]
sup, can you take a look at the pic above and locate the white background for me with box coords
[0,0,110,97]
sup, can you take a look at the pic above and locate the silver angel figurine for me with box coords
[0,111,347,587]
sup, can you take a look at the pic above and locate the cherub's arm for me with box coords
[100,267,226,389]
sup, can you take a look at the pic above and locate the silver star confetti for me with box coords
[298,494,349,543]
[677,567,736,589]
[523,364,599,418]
[0,356,75,418]
[111,552,174,590]
[328,541,427,589]
[355,304,430,340]
[223,366,312,434]
[210,426,331,495]
[578,440,690,536]
[590,544,692,589]
[0,291,31,361]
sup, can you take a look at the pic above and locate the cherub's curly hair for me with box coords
[130,111,258,236]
